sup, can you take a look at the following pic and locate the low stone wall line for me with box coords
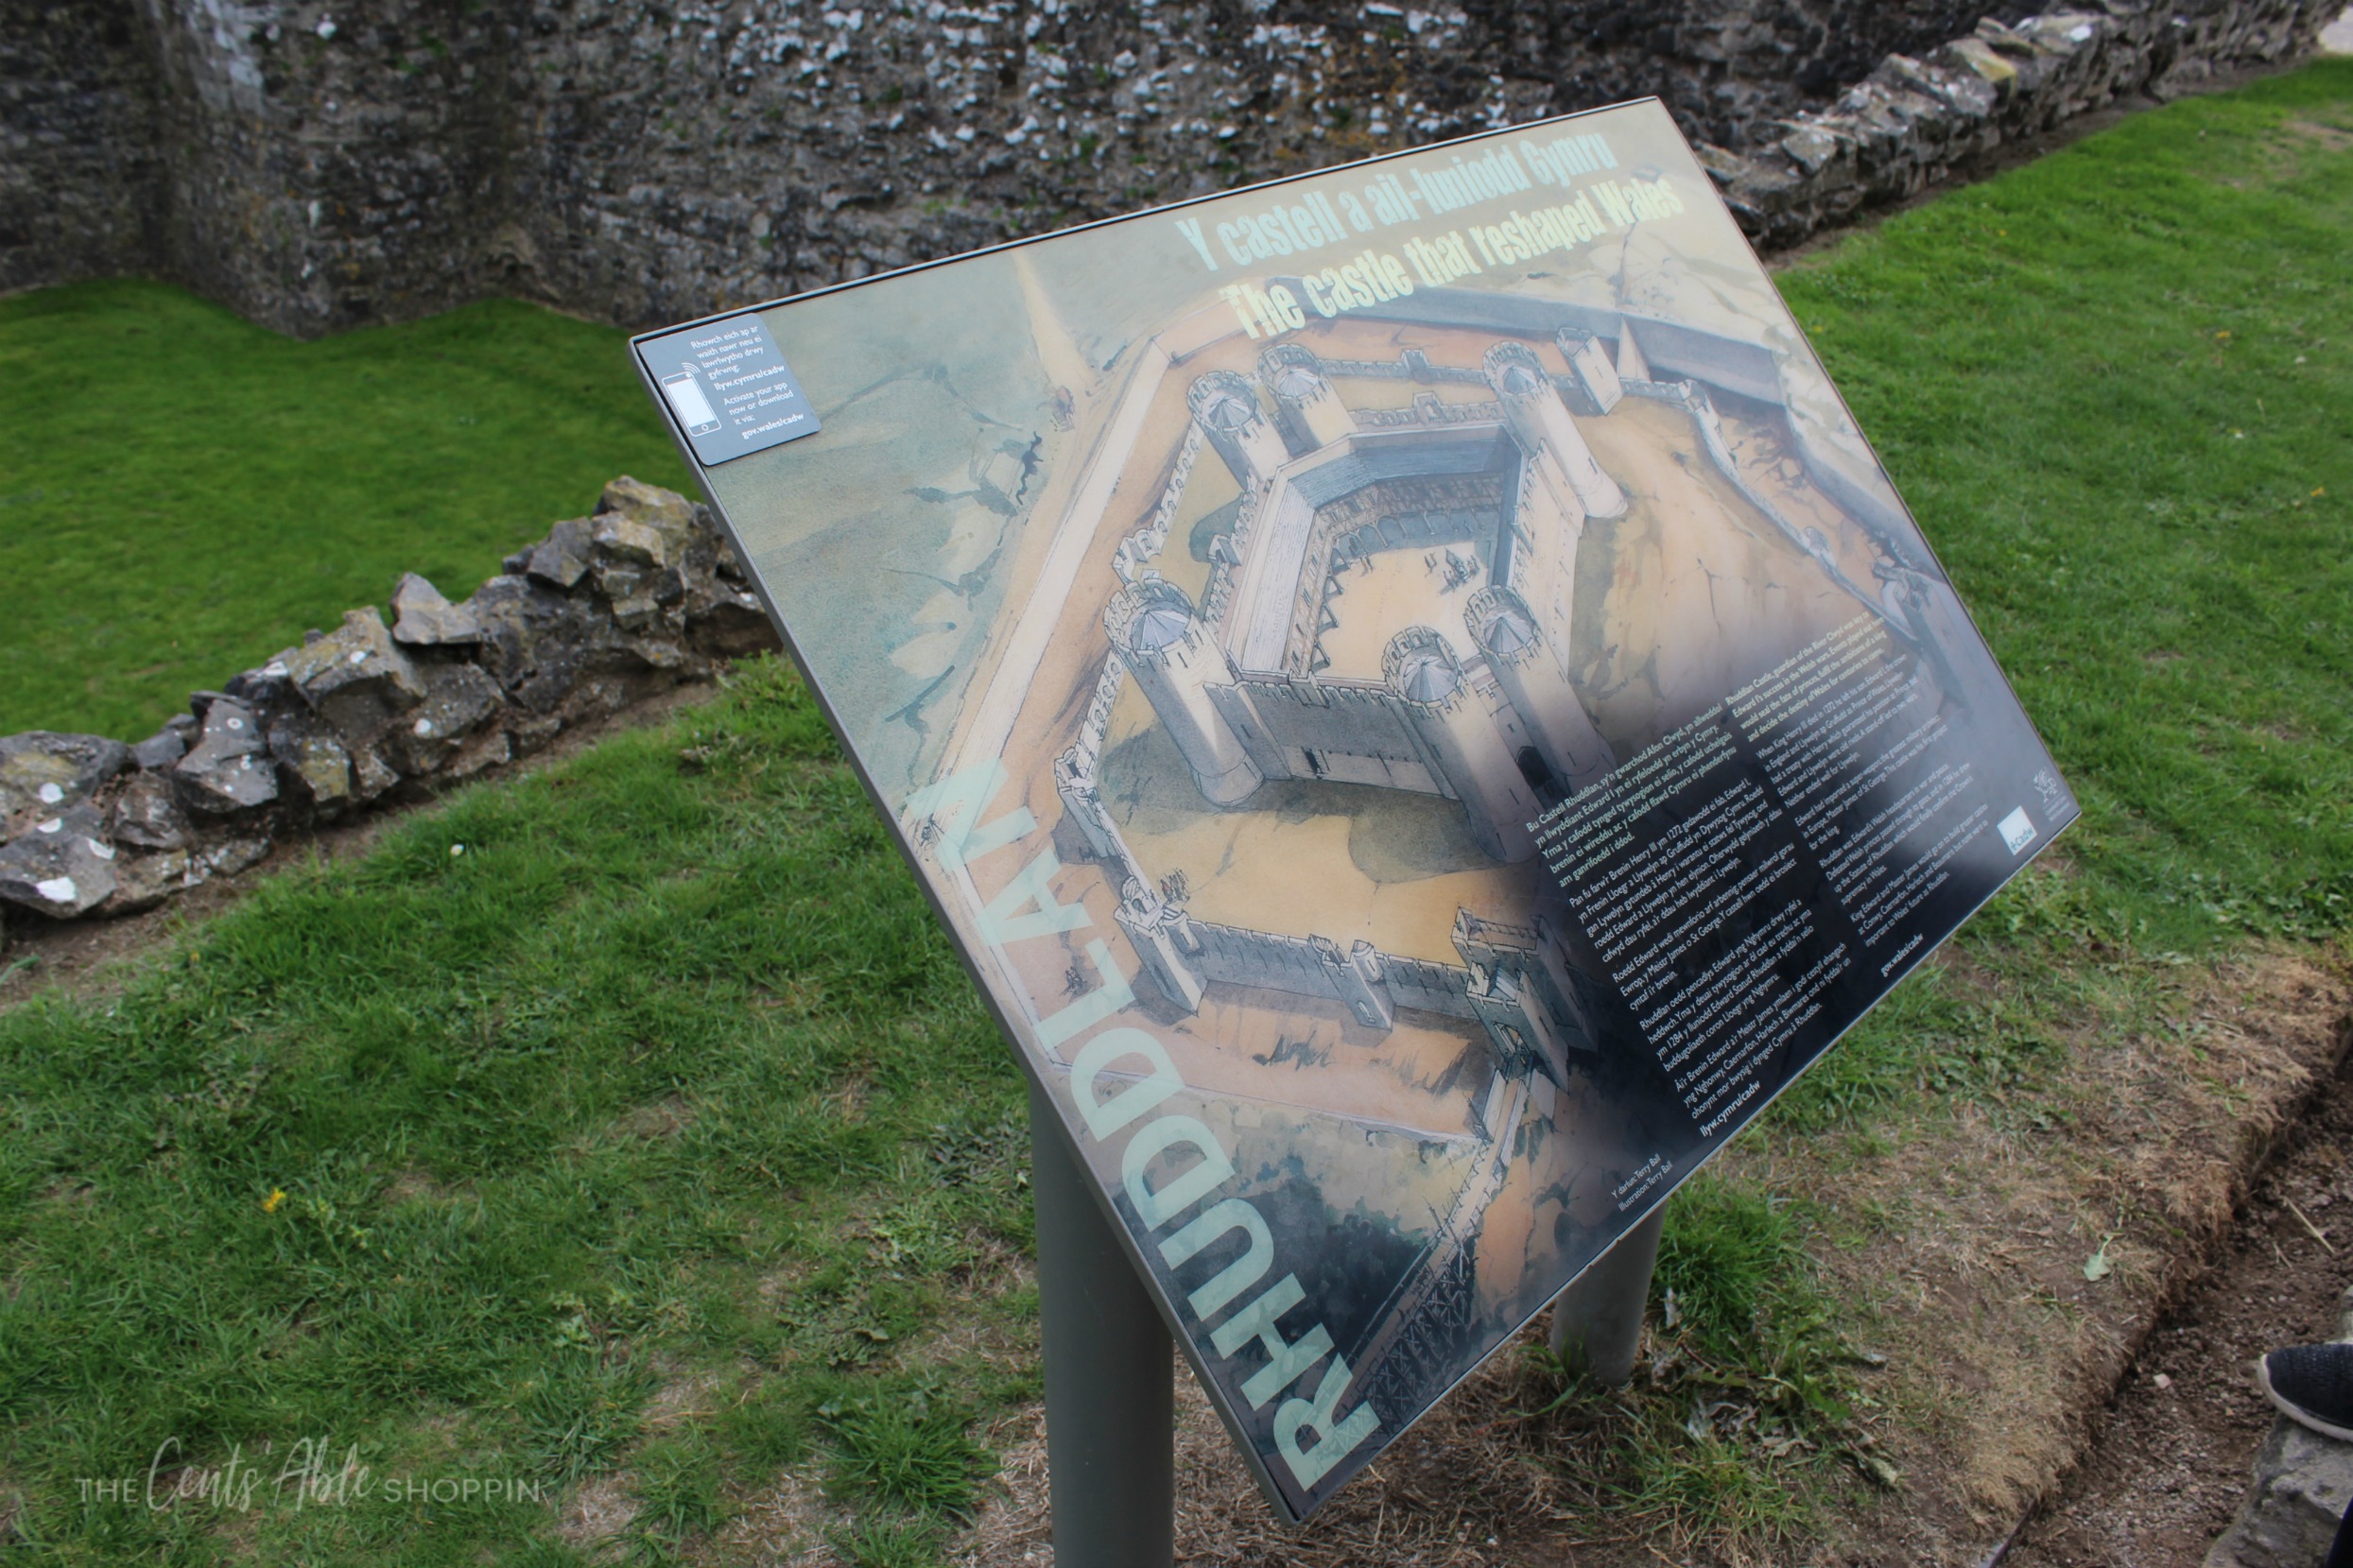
[0,477,784,937]
[1694,3,2335,248]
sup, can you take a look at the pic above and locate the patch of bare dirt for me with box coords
[1791,949,2351,1565]
[2006,1046,2353,1568]
[380,1168,473,1207]
[2283,115,2353,151]
[614,1094,700,1142]
[556,1471,641,1560]
[718,1466,836,1565]
[958,1353,1578,1568]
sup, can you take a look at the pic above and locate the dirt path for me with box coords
[2006,1048,2353,1568]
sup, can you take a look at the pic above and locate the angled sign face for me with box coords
[634,98,2075,1523]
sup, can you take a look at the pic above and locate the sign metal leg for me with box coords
[1548,1203,1668,1387]
[1029,1079,1175,1568]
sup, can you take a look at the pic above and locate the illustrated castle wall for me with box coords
[1109,873,1605,1099]
[1058,310,1954,1064]
[1105,336,1628,868]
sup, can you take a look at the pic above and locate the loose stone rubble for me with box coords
[0,478,780,939]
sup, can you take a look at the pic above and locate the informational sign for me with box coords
[636,313,820,466]
[634,97,2075,1523]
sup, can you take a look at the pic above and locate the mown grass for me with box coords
[1764,59,2353,1137]
[1788,68,2352,955]
[0,60,2349,1567]
[0,661,1032,1563]
[0,281,689,740]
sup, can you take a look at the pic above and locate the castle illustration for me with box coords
[922,285,1936,1425]
[1047,327,1681,1095]
[1023,284,1927,1125]
[1106,336,1627,861]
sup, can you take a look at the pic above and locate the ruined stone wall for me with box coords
[1,0,2333,336]
[0,478,778,933]
[0,0,166,294]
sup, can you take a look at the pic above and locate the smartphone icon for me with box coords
[659,370,722,435]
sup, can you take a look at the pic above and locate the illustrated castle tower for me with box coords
[1187,370,1289,485]
[1102,577,1264,805]
[1482,339,1624,684]
[1555,327,1624,417]
[1259,343,1355,456]
[1482,340,1627,526]
[1465,583,1612,793]
[1381,627,1541,864]
[1114,874,1208,1013]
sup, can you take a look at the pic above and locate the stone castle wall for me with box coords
[2,0,2333,337]
[0,0,164,290]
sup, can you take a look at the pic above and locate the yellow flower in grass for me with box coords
[263,1188,286,1214]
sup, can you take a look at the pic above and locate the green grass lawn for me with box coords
[1,60,2349,1567]
[0,282,690,741]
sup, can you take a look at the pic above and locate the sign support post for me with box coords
[1029,1080,1177,1568]
[1548,1205,1668,1387]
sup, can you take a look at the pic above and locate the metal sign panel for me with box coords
[634,97,2076,1522]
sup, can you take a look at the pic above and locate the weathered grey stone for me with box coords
[598,475,701,537]
[220,662,325,791]
[268,714,357,816]
[510,713,565,756]
[2206,1418,2353,1567]
[562,677,639,727]
[390,572,481,646]
[353,743,403,803]
[627,637,701,674]
[524,518,597,591]
[111,769,190,851]
[108,848,191,914]
[281,607,424,739]
[222,656,298,712]
[0,804,119,918]
[589,477,712,635]
[441,727,512,784]
[172,697,278,817]
[1942,35,2022,95]
[0,474,782,927]
[593,560,664,629]
[192,835,272,882]
[1780,125,1844,175]
[129,728,187,771]
[592,520,675,568]
[470,574,639,715]
[0,732,130,824]
[2205,1287,2353,1568]
[395,663,507,773]
[671,500,778,660]
[690,590,782,660]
